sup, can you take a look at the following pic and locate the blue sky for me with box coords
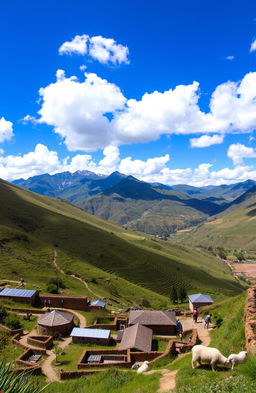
[1,0,256,185]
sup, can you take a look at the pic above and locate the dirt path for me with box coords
[146,316,212,392]
[52,249,101,298]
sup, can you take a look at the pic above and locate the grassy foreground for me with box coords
[172,292,256,392]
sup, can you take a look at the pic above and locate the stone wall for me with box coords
[0,324,23,336]
[244,286,256,354]
[27,335,53,349]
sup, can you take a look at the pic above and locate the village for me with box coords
[0,285,214,387]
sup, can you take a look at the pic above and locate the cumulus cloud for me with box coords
[0,144,60,180]
[27,70,256,152]
[190,134,224,148]
[250,39,256,52]
[59,34,89,55]
[37,70,126,151]
[224,55,235,60]
[227,143,256,165]
[59,34,129,65]
[0,117,14,143]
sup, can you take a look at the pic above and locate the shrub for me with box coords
[46,283,59,294]
[0,304,7,322]
[4,314,22,330]
[47,277,65,289]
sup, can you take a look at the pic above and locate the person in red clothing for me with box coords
[193,307,199,323]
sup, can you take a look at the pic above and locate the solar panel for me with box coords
[70,327,110,339]
[0,288,37,298]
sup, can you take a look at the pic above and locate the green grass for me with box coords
[172,292,247,392]
[32,369,160,393]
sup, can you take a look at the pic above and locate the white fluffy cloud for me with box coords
[2,143,256,187]
[227,143,256,165]
[59,34,89,55]
[225,55,235,60]
[37,70,126,151]
[190,134,224,148]
[59,34,129,64]
[28,70,256,152]
[0,144,60,180]
[250,39,256,52]
[0,117,13,143]
[119,154,170,177]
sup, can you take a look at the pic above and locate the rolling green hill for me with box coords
[82,176,221,237]
[0,180,243,303]
[174,185,256,250]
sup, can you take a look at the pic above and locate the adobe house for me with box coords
[119,323,153,352]
[37,310,74,336]
[128,310,176,335]
[39,293,89,311]
[0,288,39,305]
[188,293,213,311]
[70,327,111,345]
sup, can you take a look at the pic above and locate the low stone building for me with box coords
[128,310,176,335]
[119,323,152,352]
[37,310,74,336]
[70,327,111,345]
[39,294,89,311]
[188,293,213,311]
[0,288,39,305]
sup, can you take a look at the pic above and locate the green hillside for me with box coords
[173,186,256,250]
[82,176,221,237]
[0,180,243,305]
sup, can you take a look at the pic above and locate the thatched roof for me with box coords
[119,324,152,352]
[128,310,176,326]
[38,310,73,327]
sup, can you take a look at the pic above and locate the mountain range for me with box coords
[13,171,256,237]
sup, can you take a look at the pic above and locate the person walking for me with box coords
[176,319,183,340]
[204,313,211,329]
[193,308,199,323]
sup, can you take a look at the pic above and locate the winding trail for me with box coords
[41,307,87,382]
[52,249,101,298]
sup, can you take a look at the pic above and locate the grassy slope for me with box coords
[0,180,243,306]
[173,190,256,250]
[172,292,253,392]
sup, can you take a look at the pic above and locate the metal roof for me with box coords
[128,310,176,326]
[0,288,37,298]
[188,293,213,303]
[70,327,110,339]
[91,300,106,307]
[119,324,152,352]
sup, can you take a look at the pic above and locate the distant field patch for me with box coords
[176,228,193,233]
[233,263,256,279]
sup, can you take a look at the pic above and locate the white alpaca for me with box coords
[137,361,149,374]
[192,345,230,371]
[227,351,247,370]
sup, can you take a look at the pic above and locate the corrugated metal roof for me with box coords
[128,310,176,326]
[91,300,106,307]
[0,288,37,298]
[188,293,213,303]
[119,324,152,352]
[70,327,110,339]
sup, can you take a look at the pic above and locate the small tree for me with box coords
[170,286,178,304]
[46,283,59,294]
[53,344,63,365]
[179,286,187,303]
